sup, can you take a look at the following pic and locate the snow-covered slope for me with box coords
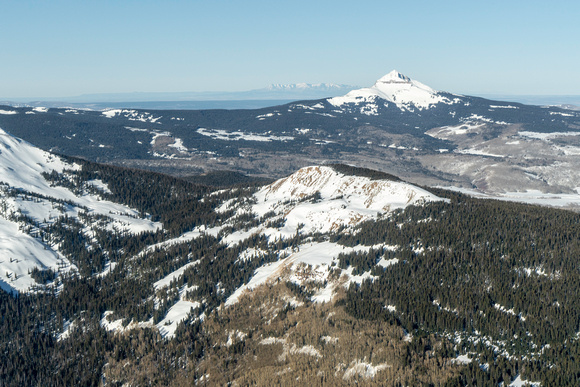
[328,70,459,111]
[0,128,161,293]
[251,165,444,236]
[219,165,446,305]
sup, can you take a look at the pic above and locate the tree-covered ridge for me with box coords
[1,157,580,385]
[337,191,580,385]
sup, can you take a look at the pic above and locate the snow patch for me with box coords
[225,241,377,306]
[519,131,580,140]
[508,375,541,387]
[154,261,200,290]
[157,300,201,339]
[197,128,294,142]
[342,359,390,380]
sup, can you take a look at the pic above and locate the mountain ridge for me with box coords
[0,127,578,384]
[1,70,580,210]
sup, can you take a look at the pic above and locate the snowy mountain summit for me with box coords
[223,165,445,240]
[329,70,459,112]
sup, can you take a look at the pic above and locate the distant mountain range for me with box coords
[2,70,579,209]
[0,83,358,110]
[3,79,578,110]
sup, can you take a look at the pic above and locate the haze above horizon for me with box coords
[1,0,578,100]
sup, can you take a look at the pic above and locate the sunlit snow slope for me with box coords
[251,165,443,236]
[328,70,459,111]
[222,165,446,305]
[0,128,161,293]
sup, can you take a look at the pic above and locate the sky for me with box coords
[1,0,579,99]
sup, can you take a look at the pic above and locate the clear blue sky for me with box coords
[1,0,579,98]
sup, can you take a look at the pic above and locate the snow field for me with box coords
[197,128,294,142]
[0,127,161,292]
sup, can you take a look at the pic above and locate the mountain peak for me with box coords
[328,70,454,112]
[376,70,411,84]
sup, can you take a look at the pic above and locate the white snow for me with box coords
[236,247,267,263]
[96,261,117,278]
[321,336,339,344]
[222,228,261,247]
[157,300,201,338]
[494,303,526,321]
[427,122,485,139]
[225,241,382,306]
[132,227,211,259]
[33,107,49,113]
[517,266,560,280]
[58,319,76,341]
[225,330,247,347]
[154,261,199,290]
[342,359,390,380]
[251,166,445,237]
[0,216,69,294]
[277,343,322,361]
[490,105,519,109]
[328,70,458,111]
[101,109,122,118]
[256,112,281,119]
[453,354,472,364]
[508,375,541,387]
[260,337,322,361]
[100,311,154,333]
[549,111,574,117]
[87,179,112,194]
[0,110,18,115]
[0,127,161,292]
[518,131,580,140]
[150,131,172,145]
[102,109,161,123]
[260,337,287,345]
[455,148,505,158]
[377,257,399,268]
[197,128,294,142]
[221,166,442,306]
[312,284,335,303]
[442,186,580,208]
[167,138,188,152]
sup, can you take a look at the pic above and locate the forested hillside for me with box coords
[0,156,578,386]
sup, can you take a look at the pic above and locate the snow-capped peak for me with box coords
[375,70,412,84]
[328,70,456,112]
